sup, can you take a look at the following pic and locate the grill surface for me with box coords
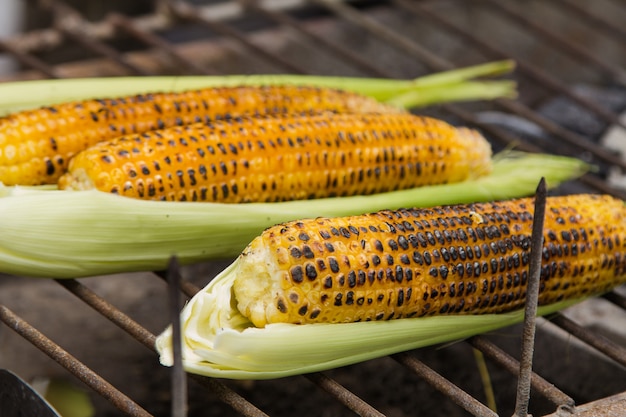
[1,1,626,416]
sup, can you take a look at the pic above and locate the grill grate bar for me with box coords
[55,279,156,351]
[52,276,272,417]
[170,1,310,75]
[603,290,626,310]
[236,0,389,77]
[481,0,626,86]
[469,336,576,409]
[393,352,498,417]
[304,373,386,417]
[549,314,626,368]
[551,0,626,42]
[393,0,626,171]
[0,304,154,417]
[395,0,626,128]
[0,40,62,78]
[109,12,220,76]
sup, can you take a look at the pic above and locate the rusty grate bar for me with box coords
[0,304,154,417]
[236,0,389,77]
[391,0,626,171]
[109,12,219,75]
[170,1,309,75]
[469,335,576,409]
[304,373,386,417]
[54,277,269,417]
[393,352,498,417]
[549,314,626,368]
[0,40,62,78]
[481,0,626,85]
[551,0,626,42]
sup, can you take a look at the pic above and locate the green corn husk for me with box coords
[0,153,586,278]
[155,256,584,379]
[0,60,516,114]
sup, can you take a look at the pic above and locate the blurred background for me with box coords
[1,1,625,416]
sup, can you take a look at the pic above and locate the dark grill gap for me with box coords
[1,1,626,416]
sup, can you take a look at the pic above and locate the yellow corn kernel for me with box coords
[0,85,403,186]
[58,112,492,203]
[233,194,626,327]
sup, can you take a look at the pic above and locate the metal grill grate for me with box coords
[1,1,626,416]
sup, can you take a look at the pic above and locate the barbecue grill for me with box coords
[1,1,626,416]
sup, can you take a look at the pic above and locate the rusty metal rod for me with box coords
[167,257,188,417]
[305,372,386,417]
[393,352,498,417]
[56,276,268,417]
[108,12,219,75]
[392,0,626,171]
[551,0,626,42]
[512,177,547,417]
[0,305,154,417]
[55,279,156,351]
[549,314,626,368]
[237,0,389,77]
[603,290,626,310]
[482,0,626,85]
[469,336,576,410]
[0,41,63,78]
[395,0,626,130]
[170,1,309,75]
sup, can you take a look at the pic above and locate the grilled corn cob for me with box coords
[233,194,626,327]
[58,112,492,203]
[0,85,403,186]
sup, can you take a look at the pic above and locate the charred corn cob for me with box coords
[233,194,626,327]
[58,112,492,203]
[0,85,403,186]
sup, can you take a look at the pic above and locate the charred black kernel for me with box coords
[458,247,467,261]
[302,245,314,259]
[375,313,385,321]
[404,268,413,281]
[429,267,438,277]
[372,254,381,266]
[417,233,428,247]
[334,294,343,306]
[377,294,384,302]
[323,276,333,289]
[290,266,304,283]
[439,304,450,314]
[45,159,55,175]
[374,240,384,251]
[388,239,399,251]
[339,227,351,238]
[440,266,449,279]
[430,289,439,298]
[398,235,409,249]
[347,271,357,288]
[329,257,339,273]
[556,217,565,225]
[397,289,405,306]
[400,254,410,265]
[317,259,326,271]
[221,184,229,198]
[412,251,423,265]
[449,283,456,297]
[357,297,365,306]
[289,247,303,260]
[310,309,321,319]
[320,230,331,239]
[277,299,287,313]
[423,252,432,265]
[345,292,355,305]
[426,232,436,245]
[456,263,465,277]
[305,264,317,280]
[325,243,335,253]
[289,292,299,303]
[299,232,310,241]
[490,278,497,293]
[473,246,482,259]
[386,254,394,266]
[101,155,114,164]
[561,230,572,242]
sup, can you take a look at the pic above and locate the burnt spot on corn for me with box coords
[235,194,626,325]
